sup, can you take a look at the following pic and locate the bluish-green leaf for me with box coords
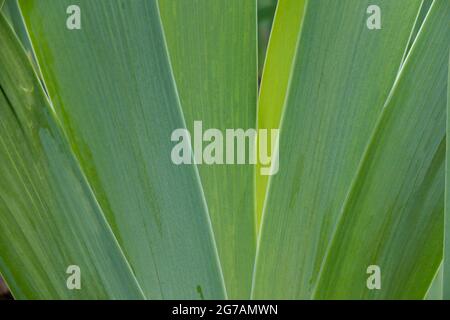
[159,0,257,299]
[18,0,226,299]
[253,0,422,299]
[2,0,33,54]
[0,13,144,299]
[315,0,449,299]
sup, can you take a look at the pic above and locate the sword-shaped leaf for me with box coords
[253,0,422,299]
[0,13,144,299]
[315,0,449,299]
[2,0,32,55]
[18,0,226,299]
[256,0,307,228]
[158,0,257,299]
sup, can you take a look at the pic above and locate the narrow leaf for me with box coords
[256,0,307,228]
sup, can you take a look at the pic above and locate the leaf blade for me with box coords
[159,0,258,299]
[0,13,144,299]
[253,0,422,299]
[314,0,449,298]
[18,0,226,299]
[256,0,307,229]
[426,264,443,300]
[444,50,450,300]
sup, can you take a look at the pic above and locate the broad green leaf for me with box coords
[256,0,307,228]
[18,0,226,299]
[314,0,449,299]
[253,0,422,299]
[426,264,443,300]
[158,0,257,299]
[445,52,450,300]
[0,0,5,10]
[0,13,144,300]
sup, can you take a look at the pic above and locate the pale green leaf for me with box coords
[253,0,422,299]
[314,0,449,299]
[0,13,144,300]
[158,0,257,299]
[18,0,226,299]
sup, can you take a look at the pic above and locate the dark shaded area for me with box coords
[0,277,12,300]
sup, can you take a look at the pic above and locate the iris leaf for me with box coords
[315,0,449,299]
[253,0,422,299]
[18,0,226,299]
[0,13,144,299]
[159,0,257,299]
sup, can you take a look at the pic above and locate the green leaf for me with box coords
[258,0,277,22]
[0,13,144,300]
[314,0,449,299]
[256,0,307,228]
[253,0,422,299]
[18,0,226,299]
[2,0,38,75]
[445,51,450,300]
[158,0,257,299]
